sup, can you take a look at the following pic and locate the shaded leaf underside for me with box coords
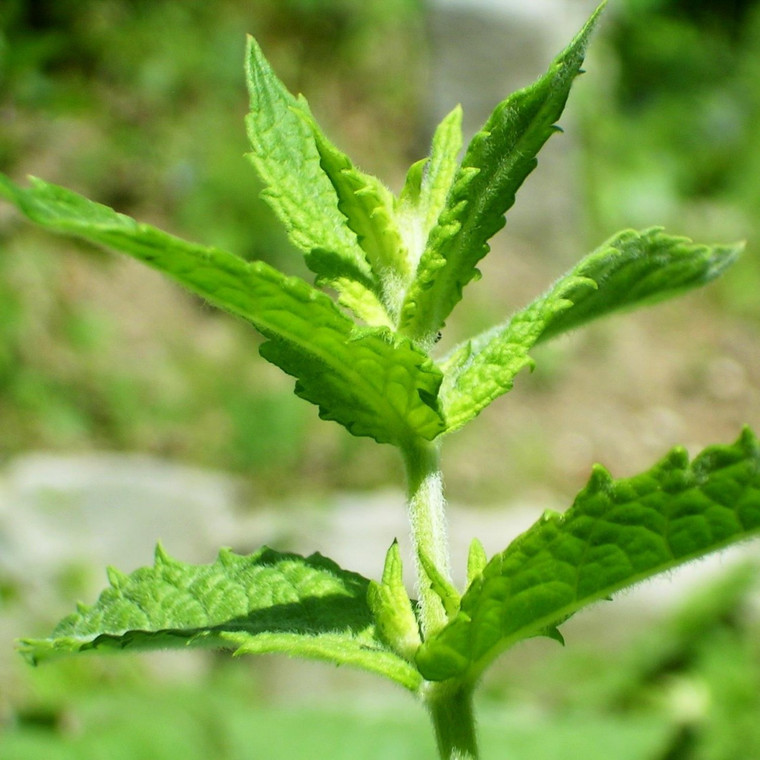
[20,546,422,691]
[416,428,760,681]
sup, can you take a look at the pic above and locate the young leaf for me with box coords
[416,428,760,682]
[419,550,461,620]
[466,538,488,587]
[440,227,742,433]
[302,109,411,319]
[397,106,463,270]
[367,541,422,661]
[19,546,423,692]
[0,174,446,445]
[245,36,386,324]
[399,2,607,345]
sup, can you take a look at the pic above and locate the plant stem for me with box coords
[403,441,480,759]
[426,680,480,760]
[402,438,450,637]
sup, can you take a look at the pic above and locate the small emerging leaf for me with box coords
[20,546,423,692]
[419,551,461,620]
[440,227,742,432]
[397,106,463,271]
[416,428,760,681]
[302,108,410,320]
[466,538,488,587]
[367,541,421,661]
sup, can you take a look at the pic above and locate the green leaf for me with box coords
[535,227,743,344]
[302,108,410,320]
[0,174,446,445]
[419,550,461,620]
[367,541,422,661]
[397,106,463,270]
[439,227,742,433]
[466,539,488,587]
[399,2,606,345]
[244,36,386,324]
[416,428,760,682]
[19,545,423,691]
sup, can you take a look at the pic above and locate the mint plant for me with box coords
[3,3,759,758]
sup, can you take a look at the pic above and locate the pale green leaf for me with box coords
[416,428,760,681]
[245,36,385,323]
[399,2,606,345]
[367,541,422,661]
[302,108,410,320]
[19,546,423,691]
[419,550,461,620]
[397,106,463,270]
[302,247,390,327]
[466,538,488,587]
[0,174,446,445]
[440,227,741,433]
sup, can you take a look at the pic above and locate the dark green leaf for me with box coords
[416,428,760,681]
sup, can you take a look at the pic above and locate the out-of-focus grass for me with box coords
[1,658,672,760]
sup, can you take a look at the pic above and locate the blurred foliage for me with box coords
[580,0,760,319]
[1,7,759,754]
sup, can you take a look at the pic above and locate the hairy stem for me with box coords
[403,440,480,758]
[402,439,450,637]
[426,681,480,760]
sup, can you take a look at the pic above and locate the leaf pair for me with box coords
[19,429,760,691]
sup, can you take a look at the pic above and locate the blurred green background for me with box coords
[1,0,759,757]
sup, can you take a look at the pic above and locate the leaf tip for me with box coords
[740,425,759,451]
[466,538,488,587]
[381,539,403,584]
[154,543,172,566]
[16,639,40,667]
[218,546,238,567]
[588,463,613,492]
[106,565,129,590]
[540,508,564,525]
